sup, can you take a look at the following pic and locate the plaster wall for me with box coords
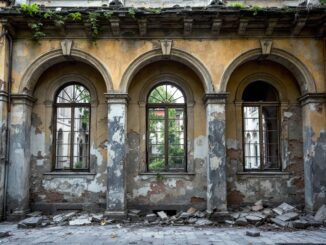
[126,61,208,211]
[11,39,325,94]
[225,61,305,206]
[29,62,108,212]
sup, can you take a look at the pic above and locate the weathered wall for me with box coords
[126,61,208,211]
[29,62,108,212]
[11,39,325,94]
[225,60,304,206]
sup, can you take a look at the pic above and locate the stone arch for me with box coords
[19,49,113,93]
[220,48,317,95]
[120,48,214,93]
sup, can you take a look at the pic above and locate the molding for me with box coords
[119,48,214,93]
[11,94,37,106]
[105,92,129,104]
[298,93,326,106]
[203,92,229,105]
[0,91,8,102]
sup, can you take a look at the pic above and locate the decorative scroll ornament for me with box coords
[260,39,273,55]
[160,40,173,56]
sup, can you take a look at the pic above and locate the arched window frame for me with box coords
[241,81,281,172]
[53,82,91,171]
[146,82,187,172]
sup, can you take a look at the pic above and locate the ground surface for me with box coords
[0,223,326,245]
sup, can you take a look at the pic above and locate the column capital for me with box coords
[11,94,37,107]
[203,93,229,106]
[105,92,129,104]
[298,93,326,106]
[0,91,8,102]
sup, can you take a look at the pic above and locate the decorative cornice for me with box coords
[11,94,37,106]
[203,92,229,105]
[0,91,8,102]
[298,93,326,106]
[105,92,129,104]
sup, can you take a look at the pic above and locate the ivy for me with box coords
[103,11,114,19]
[148,8,161,14]
[88,12,101,38]
[250,5,262,16]
[128,8,136,19]
[28,22,46,40]
[68,12,82,22]
[320,0,326,5]
[228,2,246,9]
[20,3,40,16]
[43,10,67,27]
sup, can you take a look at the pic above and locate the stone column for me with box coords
[0,92,7,220]
[204,93,228,212]
[299,93,326,211]
[6,94,36,220]
[105,93,128,218]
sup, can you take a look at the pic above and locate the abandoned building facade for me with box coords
[0,0,325,220]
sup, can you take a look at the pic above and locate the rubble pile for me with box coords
[17,202,326,230]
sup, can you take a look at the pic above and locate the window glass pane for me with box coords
[74,107,90,131]
[148,158,165,171]
[148,84,185,104]
[56,84,90,104]
[72,157,88,169]
[168,157,185,169]
[56,156,70,169]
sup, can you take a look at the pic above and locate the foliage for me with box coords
[28,22,46,40]
[20,3,40,16]
[148,8,161,14]
[228,2,246,8]
[156,172,166,182]
[103,11,114,19]
[68,12,82,22]
[128,8,136,18]
[320,0,326,5]
[88,12,101,38]
[250,5,262,15]
[43,11,67,27]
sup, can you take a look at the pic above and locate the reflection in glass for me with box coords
[55,84,90,170]
[243,105,279,170]
[147,83,186,172]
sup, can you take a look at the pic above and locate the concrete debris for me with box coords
[235,217,248,226]
[314,204,326,222]
[271,218,288,227]
[273,203,296,215]
[145,213,157,223]
[69,217,92,226]
[194,218,213,226]
[18,217,43,228]
[14,202,326,230]
[187,207,197,215]
[91,213,104,222]
[292,220,308,229]
[246,230,260,237]
[157,211,168,220]
[276,212,299,222]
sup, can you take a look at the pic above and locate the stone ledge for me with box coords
[237,171,292,178]
[43,172,96,180]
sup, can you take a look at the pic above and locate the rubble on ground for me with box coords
[17,202,326,230]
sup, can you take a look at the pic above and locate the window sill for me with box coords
[43,172,96,180]
[237,171,292,178]
[138,172,195,180]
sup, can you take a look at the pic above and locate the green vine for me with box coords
[148,8,161,14]
[320,0,326,5]
[250,5,262,16]
[103,11,114,19]
[88,12,101,38]
[28,22,46,40]
[43,10,67,27]
[20,3,40,16]
[228,2,246,8]
[68,12,82,22]
[128,7,136,19]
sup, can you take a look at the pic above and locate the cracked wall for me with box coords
[225,60,305,206]
[29,62,108,212]
[126,61,208,211]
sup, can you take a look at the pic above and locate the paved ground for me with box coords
[0,223,326,245]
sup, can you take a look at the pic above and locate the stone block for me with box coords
[18,217,42,228]
[157,211,168,220]
[246,231,260,237]
[276,212,299,222]
[145,213,157,223]
[314,204,326,221]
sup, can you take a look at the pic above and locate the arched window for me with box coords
[147,83,186,172]
[54,83,91,171]
[242,81,280,171]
